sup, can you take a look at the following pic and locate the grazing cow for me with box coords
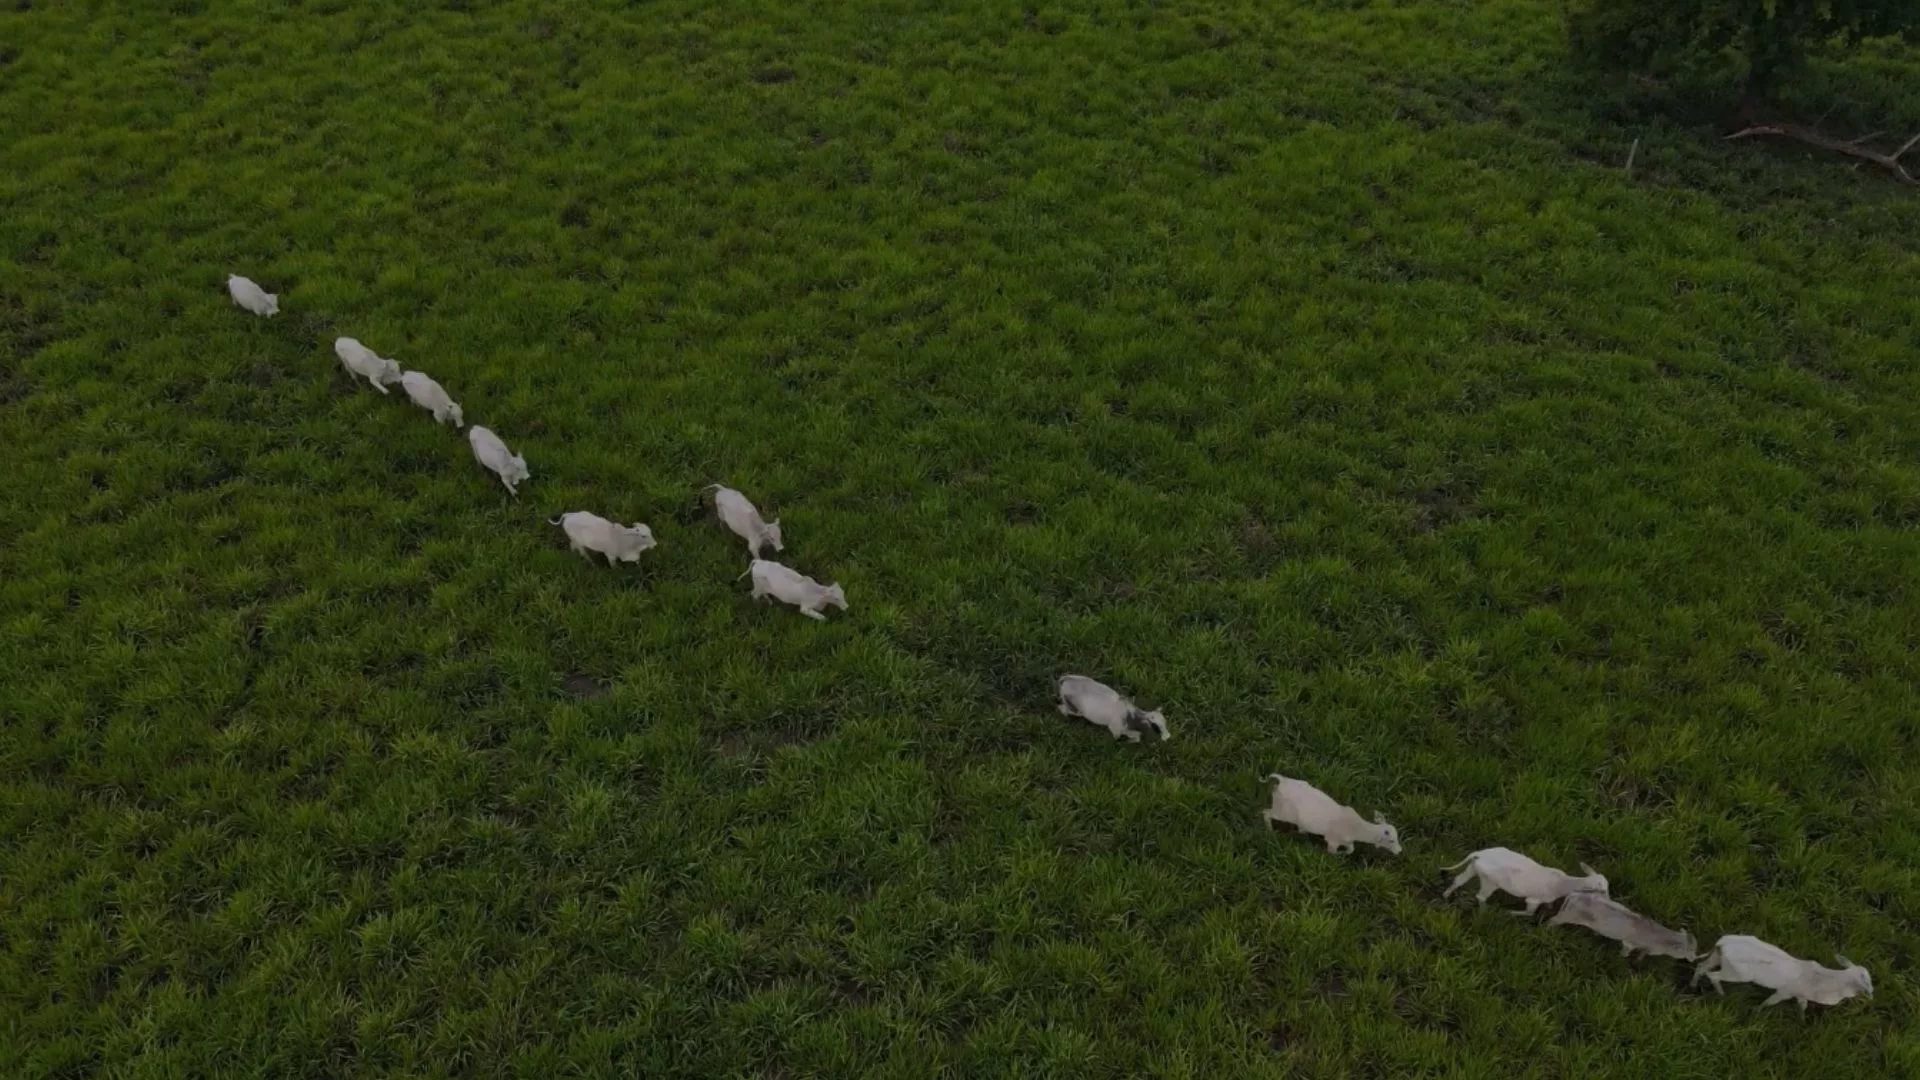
[1441,848,1608,916]
[226,274,278,316]
[550,512,655,565]
[706,484,783,558]
[334,337,401,393]
[399,370,463,428]
[744,559,846,620]
[1055,675,1170,742]
[1693,936,1872,1011]
[1548,892,1697,960]
[1263,774,1400,855]
[467,426,529,495]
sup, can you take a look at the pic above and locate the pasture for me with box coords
[4,0,1920,1074]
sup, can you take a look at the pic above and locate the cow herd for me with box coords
[226,273,1877,1014]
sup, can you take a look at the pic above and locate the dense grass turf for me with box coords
[6,0,1920,1074]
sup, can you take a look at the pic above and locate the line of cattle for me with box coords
[227,273,1877,1014]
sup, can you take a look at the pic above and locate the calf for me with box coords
[1441,848,1608,916]
[705,484,783,557]
[226,274,278,316]
[399,371,464,428]
[1693,936,1872,1011]
[334,337,401,393]
[1548,892,1697,960]
[745,559,846,620]
[1263,774,1400,855]
[1055,675,1170,742]
[550,512,655,565]
[467,426,530,495]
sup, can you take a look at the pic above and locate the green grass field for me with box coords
[6,0,1920,1074]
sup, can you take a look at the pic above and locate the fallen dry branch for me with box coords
[1726,123,1920,185]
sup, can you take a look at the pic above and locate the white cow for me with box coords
[399,371,463,428]
[550,512,655,565]
[226,274,278,316]
[745,559,846,620]
[1441,848,1608,916]
[1692,936,1872,1010]
[1263,774,1400,855]
[467,426,529,495]
[334,337,401,393]
[706,484,783,558]
[1548,892,1697,960]
[1055,675,1170,742]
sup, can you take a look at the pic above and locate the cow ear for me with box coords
[1579,862,1596,876]
[1373,811,1385,824]
[1836,954,1853,968]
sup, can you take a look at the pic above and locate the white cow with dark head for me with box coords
[1055,675,1170,742]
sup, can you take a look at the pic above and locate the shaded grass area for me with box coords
[4,0,1920,1074]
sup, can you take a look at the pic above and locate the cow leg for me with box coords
[1761,990,1791,1008]
[1443,869,1474,898]
[802,607,827,620]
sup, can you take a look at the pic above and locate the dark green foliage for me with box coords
[4,0,1920,1076]
[1571,0,1920,98]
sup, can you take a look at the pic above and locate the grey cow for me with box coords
[1548,892,1697,961]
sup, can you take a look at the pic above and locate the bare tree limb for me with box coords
[1726,123,1918,185]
